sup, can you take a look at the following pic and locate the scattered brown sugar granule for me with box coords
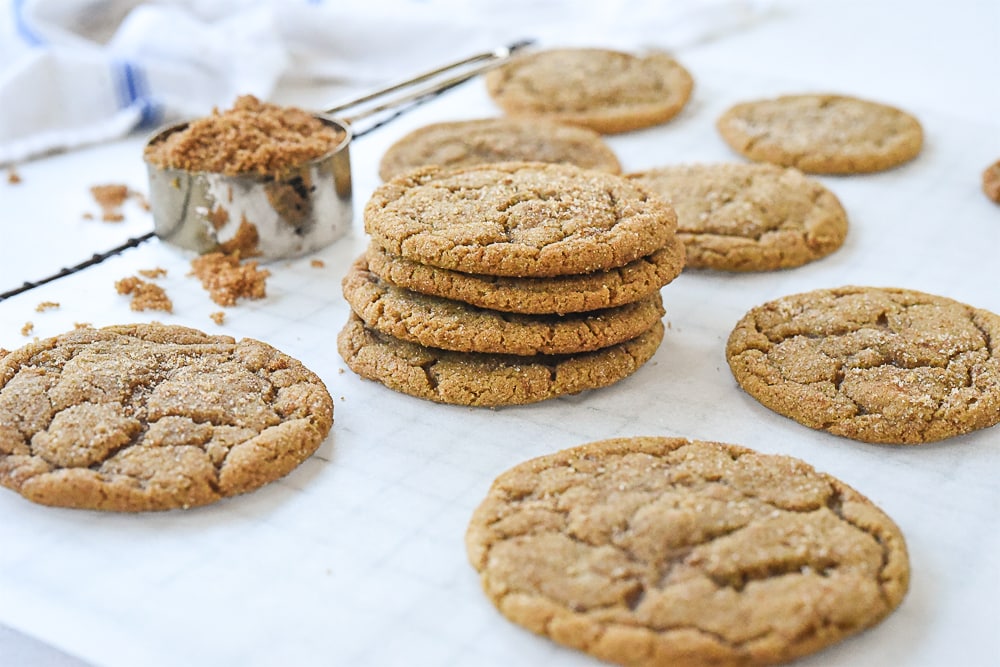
[89,184,148,222]
[73,322,92,329]
[0,348,9,360]
[115,276,174,313]
[143,94,345,176]
[7,167,21,184]
[21,322,34,337]
[189,252,270,307]
[90,184,129,221]
[82,212,95,220]
[217,218,261,257]
[138,267,167,279]
[310,259,325,268]
[983,159,1000,204]
[210,311,226,325]
[35,301,60,313]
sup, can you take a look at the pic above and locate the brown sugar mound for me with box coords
[144,95,345,176]
[189,252,270,307]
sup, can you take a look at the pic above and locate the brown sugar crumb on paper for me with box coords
[35,301,60,312]
[7,167,21,184]
[983,159,1000,204]
[138,267,167,279]
[210,311,226,325]
[115,276,174,313]
[89,184,148,222]
[20,322,34,336]
[143,94,344,176]
[189,252,270,307]
[310,259,325,268]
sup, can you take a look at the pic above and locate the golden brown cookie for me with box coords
[466,436,910,667]
[378,118,622,181]
[486,48,693,134]
[716,94,923,174]
[337,313,663,407]
[364,238,684,315]
[982,159,1000,204]
[364,162,677,278]
[727,286,1000,444]
[627,163,847,271]
[342,256,665,355]
[0,323,334,511]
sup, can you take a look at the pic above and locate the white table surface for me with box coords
[1,1,998,666]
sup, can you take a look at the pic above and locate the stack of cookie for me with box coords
[337,162,686,407]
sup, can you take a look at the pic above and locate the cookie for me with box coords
[983,159,1000,204]
[0,323,334,511]
[486,48,693,134]
[716,94,923,174]
[727,286,1000,444]
[466,436,909,667]
[364,162,677,278]
[337,313,663,407]
[627,163,847,271]
[342,255,665,355]
[364,238,685,315]
[378,118,622,181]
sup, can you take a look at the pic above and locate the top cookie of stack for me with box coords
[337,161,685,407]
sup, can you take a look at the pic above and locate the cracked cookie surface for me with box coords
[364,162,677,278]
[378,118,621,181]
[486,48,693,134]
[727,286,1000,443]
[0,323,334,511]
[364,238,684,315]
[466,436,909,667]
[627,163,847,271]
[342,255,665,355]
[337,313,662,407]
[716,94,922,174]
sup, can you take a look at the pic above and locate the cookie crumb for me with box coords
[73,322,92,329]
[189,252,270,307]
[138,267,167,279]
[35,301,60,312]
[983,159,1000,204]
[21,322,34,336]
[310,259,325,268]
[7,167,21,184]
[144,94,344,176]
[115,276,174,313]
[0,348,9,359]
[210,311,226,325]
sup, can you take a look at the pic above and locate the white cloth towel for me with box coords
[0,0,770,165]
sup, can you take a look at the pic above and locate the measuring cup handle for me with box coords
[324,39,534,124]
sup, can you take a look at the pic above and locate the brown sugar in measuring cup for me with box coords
[142,41,533,261]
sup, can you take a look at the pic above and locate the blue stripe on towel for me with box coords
[12,0,44,45]
[115,60,162,128]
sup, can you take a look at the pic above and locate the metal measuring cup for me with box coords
[143,40,533,260]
